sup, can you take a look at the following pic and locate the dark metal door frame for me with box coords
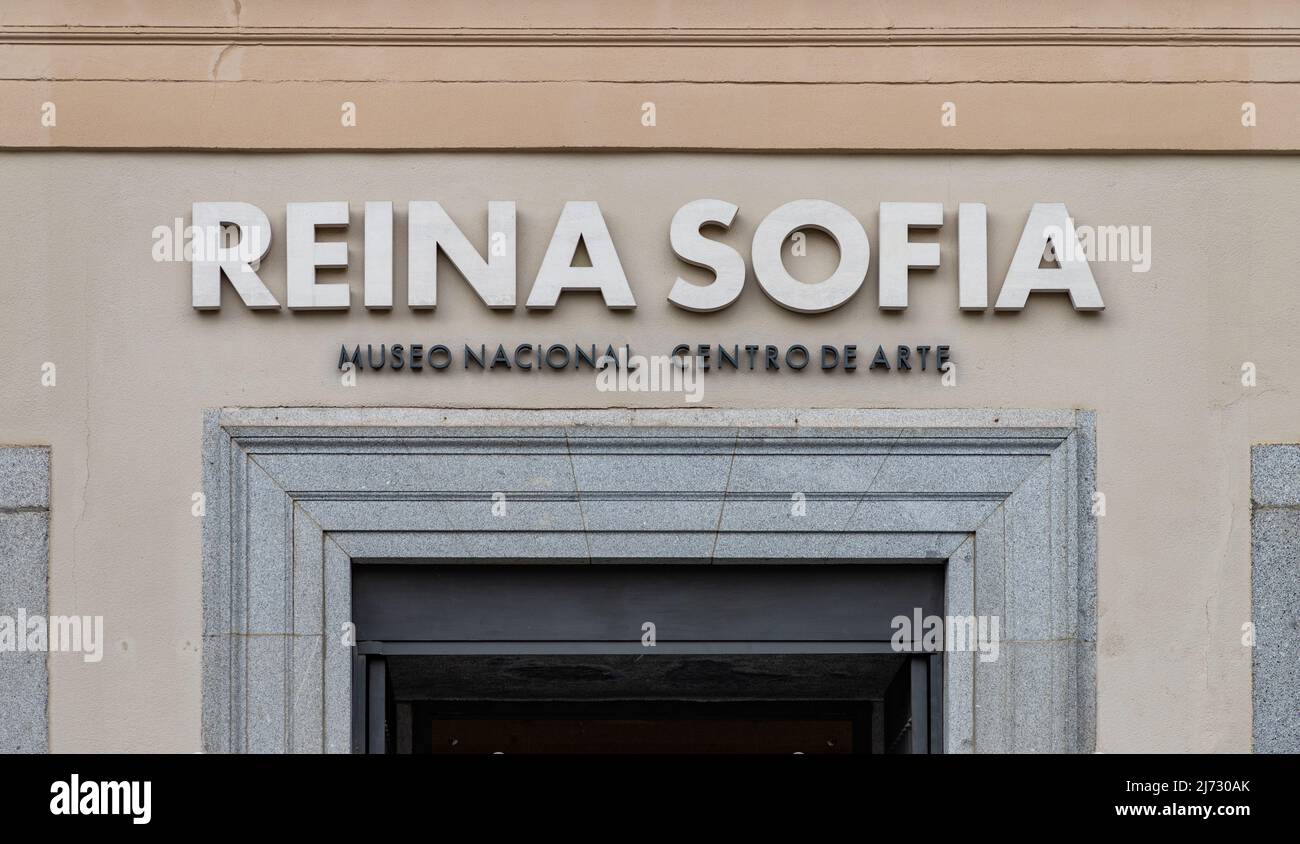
[883,654,944,754]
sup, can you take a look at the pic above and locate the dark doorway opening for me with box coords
[352,563,945,754]
[415,700,868,754]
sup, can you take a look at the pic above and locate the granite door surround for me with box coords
[201,407,1097,754]
[0,446,50,753]
[1250,444,1300,753]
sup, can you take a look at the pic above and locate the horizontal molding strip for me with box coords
[286,490,1012,502]
[6,26,1300,47]
[2,79,1293,151]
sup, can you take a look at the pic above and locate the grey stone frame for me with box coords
[0,446,50,753]
[1251,444,1300,753]
[202,408,1097,754]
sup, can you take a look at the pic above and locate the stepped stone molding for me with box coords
[202,407,1097,754]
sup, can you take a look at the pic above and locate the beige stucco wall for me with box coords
[0,151,1293,751]
[7,0,1300,152]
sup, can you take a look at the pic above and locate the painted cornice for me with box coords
[5,25,1300,47]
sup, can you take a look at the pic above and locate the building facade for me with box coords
[0,1,1297,753]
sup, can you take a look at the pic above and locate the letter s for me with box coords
[667,199,746,313]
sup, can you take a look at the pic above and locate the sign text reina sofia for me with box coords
[188,198,1104,377]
